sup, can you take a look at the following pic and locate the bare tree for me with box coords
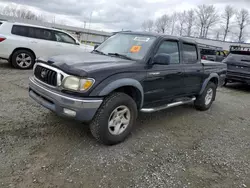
[196,5,217,38]
[141,19,154,32]
[1,5,43,21]
[213,28,223,40]
[236,9,250,42]
[155,14,170,33]
[221,5,235,41]
[186,9,195,37]
[204,11,217,38]
[215,31,220,40]
[170,12,177,35]
[176,11,187,36]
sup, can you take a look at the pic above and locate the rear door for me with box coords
[29,27,59,58]
[182,43,204,95]
[11,25,59,59]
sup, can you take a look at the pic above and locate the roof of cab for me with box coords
[118,31,197,44]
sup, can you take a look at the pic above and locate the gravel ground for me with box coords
[0,60,250,188]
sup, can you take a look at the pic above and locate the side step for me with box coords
[140,97,196,113]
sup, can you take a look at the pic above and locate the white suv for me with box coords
[0,21,92,69]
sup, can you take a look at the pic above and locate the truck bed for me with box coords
[201,60,227,86]
[201,59,227,73]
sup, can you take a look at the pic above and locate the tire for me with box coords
[194,82,216,111]
[90,92,138,145]
[222,79,227,87]
[11,50,35,69]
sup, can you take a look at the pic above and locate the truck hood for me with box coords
[38,52,137,77]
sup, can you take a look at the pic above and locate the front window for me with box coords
[156,41,180,64]
[95,33,156,60]
[55,31,76,44]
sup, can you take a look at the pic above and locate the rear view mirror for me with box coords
[94,44,99,50]
[153,53,170,65]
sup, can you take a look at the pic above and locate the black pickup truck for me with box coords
[223,45,250,85]
[29,31,226,145]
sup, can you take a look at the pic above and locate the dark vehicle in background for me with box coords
[223,45,250,85]
[29,32,227,145]
[200,47,227,62]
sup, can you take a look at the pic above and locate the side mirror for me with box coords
[94,44,99,50]
[75,41,81,45]
[153,53,170,65]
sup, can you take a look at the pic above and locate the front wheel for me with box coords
[90,92,138,145]
[194,82,216,111]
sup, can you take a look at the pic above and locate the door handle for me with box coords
[31,41,37,43]
[177,72,183,75]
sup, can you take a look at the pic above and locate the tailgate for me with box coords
[225,53,250,73]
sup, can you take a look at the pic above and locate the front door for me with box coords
[143,40,184,105]
[54,31,81,55]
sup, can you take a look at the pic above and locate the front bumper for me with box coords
[29,76,103,122]
[226,71,250,84]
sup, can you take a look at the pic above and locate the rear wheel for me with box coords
[11,50,35,69]
[222,79,227,86]
[194,82,216,111]
[90,92,138,145]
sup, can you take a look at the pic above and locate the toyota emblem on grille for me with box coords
[41,70,47,78]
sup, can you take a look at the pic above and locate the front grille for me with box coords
[34,65,57,86]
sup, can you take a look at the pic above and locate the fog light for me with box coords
[63,108,76,117]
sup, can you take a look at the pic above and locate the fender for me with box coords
[94,78,144,108]
[199,73,219,95]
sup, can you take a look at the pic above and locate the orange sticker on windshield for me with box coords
[130,45,141,53]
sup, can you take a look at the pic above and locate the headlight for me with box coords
[62,76,94,91]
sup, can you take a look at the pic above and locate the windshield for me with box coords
[95,33,156,60]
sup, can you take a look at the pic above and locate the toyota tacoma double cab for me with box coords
[29,32,227,145]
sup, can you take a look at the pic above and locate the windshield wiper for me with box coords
[92,50,107,56]
[108,53,133,60]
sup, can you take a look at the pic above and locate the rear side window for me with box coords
[32,28,55,41]
[156,41,180,64]
[12,25,55,41]
[183,43,198,64]
[54,31,76,44]
[12,25,29,37]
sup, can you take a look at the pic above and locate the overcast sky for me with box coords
[0,0,250,32]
